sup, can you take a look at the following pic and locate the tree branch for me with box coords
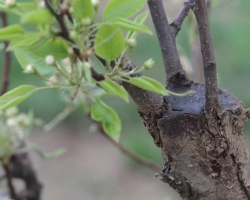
[91,119,161,172]
[192,0,221,113]
[2,163,16,199]
[147,0,184,81]
[0,11,11,95]
[170,0,195,37]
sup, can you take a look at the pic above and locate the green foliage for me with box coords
[99,79,129,102]
[91,100,121,142]
[129,76,167,95]
[0,85,36,111]
[0,24,24,40]
[72,0,94,22]
[94,24,125,61]
[103,0,147,21]
[21,9,53,24]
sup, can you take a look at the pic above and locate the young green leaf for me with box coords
[21,9,53,24]
[103,0,147,21]
[115,18,152,34]
[99,79,129,102]
[31,145,66,160]
[94,24,125,61]
[129,76,167,95]
[0,85,36,111]
[0,24,24,40]
[91,100,121,142]
[127,10,149,39]
[72,0,94,22]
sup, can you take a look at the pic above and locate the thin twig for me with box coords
[147,0,184,81]
[192,0,221,113]
[94,121,161,172]
[2,163,17,199]
[170,0,195,37]
[0,11,11,95]
[45,0,104,81]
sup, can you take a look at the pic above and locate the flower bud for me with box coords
[25,64,36,74]
[45,55,55,65]
[49,76,58,84]
[91,0,99,10]
[5,0,16,8]
[143,59,154,69]
[39,1,45,8]
[5,107,18,117]
[7,118,17,128]
[127,38,137,48]
[17,114,30,127]
[82,17,91,26]
[83,62,91,69]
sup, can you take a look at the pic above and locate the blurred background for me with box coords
[0,0,250,199]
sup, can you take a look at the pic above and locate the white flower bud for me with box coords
[39,1,45,8]
[127,38,137,48]
[45,55,55,65]
[5,0,16,7]
[69,31,77,39]
[7,118,17,128]
[25,64,36,74]
[5,107,18,117]
[83,62,91,69]
[143,59,154,69]
[67,47,74,55]
[17,114,30,127]
[62,57,71,65]
[49,76,58,84]
[82,17,91,26]
[91,0,99,9]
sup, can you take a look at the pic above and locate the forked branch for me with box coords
[147,0,184,81]
[192,0,221,113]
[170,0,195,37]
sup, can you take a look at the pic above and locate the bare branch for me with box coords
[170,0,195,37]
[0,12,11,95]
[147,0,184,81]
[192,0,221,113]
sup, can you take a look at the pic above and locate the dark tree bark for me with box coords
[121,0,250,199]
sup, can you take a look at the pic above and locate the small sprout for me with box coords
[17,114,30,127]
[82,17,92,26]
[49,76,58,85]
[45,55,55,65]
[39,1,45,8]
[91,0,99,7]
[83,62,91,69]
[7,118,17,128]
[5,107,18,117]
[24,64,36,74]
[5,0,16,8]
[127,38,137,48]
[143,59,154,69]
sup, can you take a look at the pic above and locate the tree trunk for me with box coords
[124,0,250,199]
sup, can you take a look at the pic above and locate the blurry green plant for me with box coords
[0,0,184,145]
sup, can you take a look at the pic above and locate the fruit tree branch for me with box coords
[147,0,185,81]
